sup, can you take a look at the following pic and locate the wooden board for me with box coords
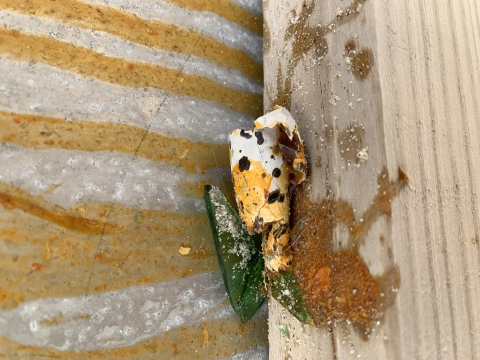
[264,0,480,358]
[0,0,268,358]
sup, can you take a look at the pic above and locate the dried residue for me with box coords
[0,184,117,236]
[202,322,209,347]
[269,2,327,109]
[267,0,368,110]
[290,168,407,333]
[344,41,374,81]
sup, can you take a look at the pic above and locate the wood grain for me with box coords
[264,0,480,358]
[0,0,267,357]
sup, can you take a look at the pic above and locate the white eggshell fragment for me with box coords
[228,106,306,272]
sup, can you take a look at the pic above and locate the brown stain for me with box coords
[271,2,327,110]
[337,122,365,166]
[350,48,374,81]
[0,183,220,310]
[0,0,262,83]
[38,313,91,328]
[263,21,271,54]
[165,0,262,36]
[0,314,268,359]
[72,314,91,321]
[178,179,210,199]
[0,185,117,236]
[0,28,263,118]
[30,262,43,271]
[290,167,407,333]
[270,0,366,110]
[271,61,294,110]
[180,142,230,173]
[201,322,209,347]
[0,288,24,310]
[39,314,63,327]
[0,110,230,173]
[94,283,107,291]
[345,39,356,53]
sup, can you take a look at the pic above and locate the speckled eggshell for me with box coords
[255,106,306,183]
[228,107,307,272]
[229,126,288,234]
[253,106,297,138]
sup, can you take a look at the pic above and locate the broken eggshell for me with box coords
[229,106,306,272]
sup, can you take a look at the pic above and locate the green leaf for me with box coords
[270,271,314,325]
[204,185,266,323]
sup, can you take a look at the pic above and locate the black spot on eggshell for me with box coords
[239,156,251,172]
[262,173,266,178]
[267,189,281,204]
[240,129,252,139]
[254,131,265,145]
[272,168,281,178]
[278,194,285,203]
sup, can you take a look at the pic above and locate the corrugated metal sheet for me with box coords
[0,0,267,357]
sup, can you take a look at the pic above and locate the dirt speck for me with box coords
[31,263,43,271]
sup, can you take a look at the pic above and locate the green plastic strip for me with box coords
[270,271,314,325]
[204,185,266,323]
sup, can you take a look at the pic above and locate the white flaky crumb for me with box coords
[357,147,369,162]
[335,8,344,19]
[329,94,339,106]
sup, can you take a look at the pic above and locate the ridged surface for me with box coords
[0,0,267,358]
